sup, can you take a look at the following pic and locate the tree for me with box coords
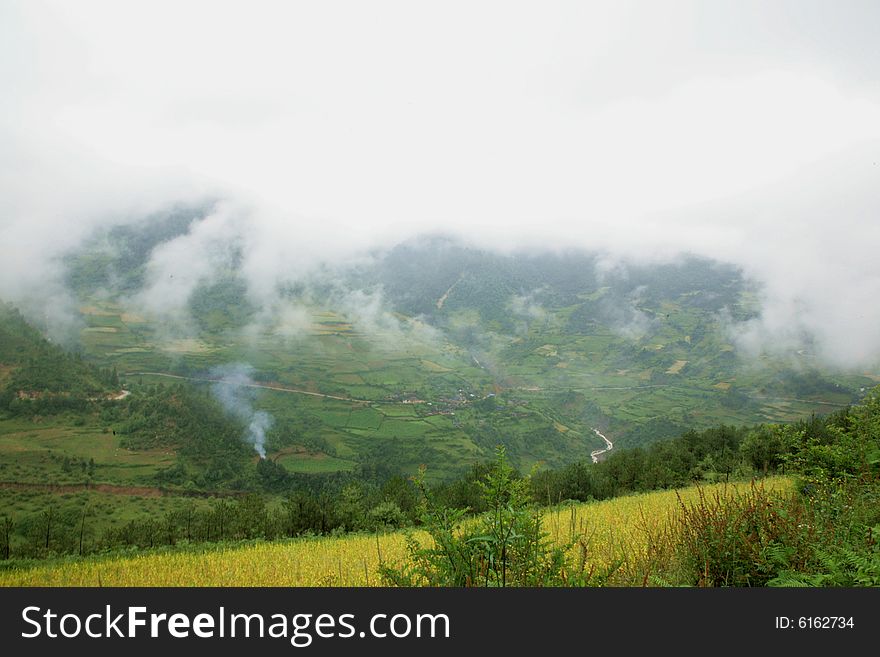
[336,483,366,532]
[43,507,53,552]
[367,501,407,531]
[78,507,88,555]
[740,426,788,474]
[1,515,12,560]
[381,446,615,587]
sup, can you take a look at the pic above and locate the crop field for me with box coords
[0,477,792,586]
[68,297,871,475]
[274,450,356,474]
[0,416,174,486]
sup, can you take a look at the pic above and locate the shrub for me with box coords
[380,446,614,587]
[367,501,407,531]
[671,481,816,586]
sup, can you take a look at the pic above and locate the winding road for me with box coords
[590,427,613,463]
[127,372,369,403]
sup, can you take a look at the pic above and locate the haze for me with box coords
[1,0,879,368]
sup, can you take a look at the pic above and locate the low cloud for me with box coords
[508,290,549,336]
[2,2,880,370]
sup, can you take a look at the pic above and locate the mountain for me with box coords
[0,210,875,565]
[15,209,867,480]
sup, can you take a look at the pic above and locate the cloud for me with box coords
[702,144,880,369]
[508,290,549,336]
[607,286,658,342]
[2,1,880,368]
[132,202,248,324]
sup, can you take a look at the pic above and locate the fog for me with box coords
[1,1,879,368]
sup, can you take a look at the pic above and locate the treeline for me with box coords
[0,475,421,560]
[531,424,748,504]
[411,397,873,515]
[0,409,789,560]
[529,406,867,505]
[0,409,809,560]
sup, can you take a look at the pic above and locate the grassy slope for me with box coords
[0,477,792,586]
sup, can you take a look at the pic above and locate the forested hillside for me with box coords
[0,303,116,408]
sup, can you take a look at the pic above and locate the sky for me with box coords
[1,1,879,368]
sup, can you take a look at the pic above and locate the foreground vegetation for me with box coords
[2,382,877,568]
[0,478,791,586]
[4,382,878,586]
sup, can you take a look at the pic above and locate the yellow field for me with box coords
[547,477,792,583]
[161,338,215,354]
[665,359,688,374]
[0,478,792,587]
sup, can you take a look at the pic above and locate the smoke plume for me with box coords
[209,363,273,459]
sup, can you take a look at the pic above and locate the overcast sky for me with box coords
[1,1,879,367]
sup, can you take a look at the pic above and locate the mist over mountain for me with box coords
[7,195,871,377]
[0,210,871,480]
[2,2,880,373]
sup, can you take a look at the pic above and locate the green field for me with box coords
[274,450,356,474]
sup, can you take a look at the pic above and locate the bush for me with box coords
[367,502,407,531]
[671,481,817,586]
[380,446,614,587]
[768,474,880,586]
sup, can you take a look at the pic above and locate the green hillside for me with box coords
[0,303,116,405]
